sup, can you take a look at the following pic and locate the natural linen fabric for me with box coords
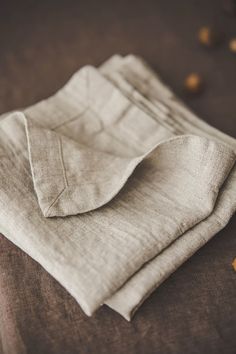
[101,55,236,319]
[0,55,235,321]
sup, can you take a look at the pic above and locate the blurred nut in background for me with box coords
[198,26,222,47]
[232,258,236,271]
[229,38,236,53]
[184,73,203,94]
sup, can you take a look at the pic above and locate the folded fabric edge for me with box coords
[6,111,235,220]
[122,54,236,149]
[106,191,236,321]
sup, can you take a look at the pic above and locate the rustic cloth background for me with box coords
[0,1,235,353]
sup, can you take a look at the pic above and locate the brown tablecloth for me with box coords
[0,1,235,353]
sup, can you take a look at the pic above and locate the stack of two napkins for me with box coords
[0,55,235,320]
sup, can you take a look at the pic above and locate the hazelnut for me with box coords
[198,26,221,47]
[229,38,236,53]
[184,73,203,94]
[232,258,236,271]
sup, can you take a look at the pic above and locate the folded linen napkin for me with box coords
[0,55,235,320]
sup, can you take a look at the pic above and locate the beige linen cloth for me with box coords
[0,55,235,321]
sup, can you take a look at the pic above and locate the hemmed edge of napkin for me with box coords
[22,109,236,221]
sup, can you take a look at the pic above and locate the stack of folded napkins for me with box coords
[0,55,235,321]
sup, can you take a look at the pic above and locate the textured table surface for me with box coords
[0,1,235,353]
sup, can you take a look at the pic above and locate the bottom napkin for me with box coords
[0,55,235,321]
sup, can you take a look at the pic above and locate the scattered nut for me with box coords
[229,38,236,53]
[198,26,222,47]
[184,73,203,94]
[232,258,236,271]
